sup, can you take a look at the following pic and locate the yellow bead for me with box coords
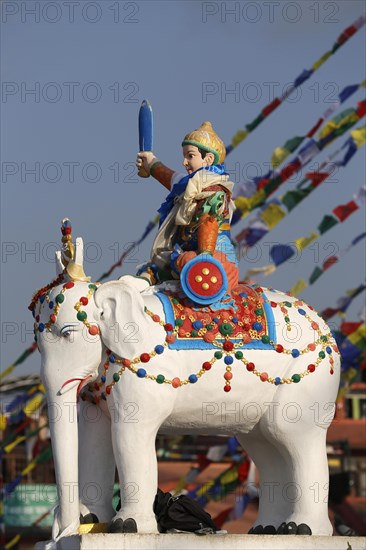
[195,275,203,282]
[202,268,210,275]
[202,283,209,290]
[210,276,217,284]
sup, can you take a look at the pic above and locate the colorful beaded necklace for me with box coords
[84,296,339,403]
[32,281,100,337]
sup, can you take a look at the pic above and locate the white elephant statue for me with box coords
[30,229,340,543]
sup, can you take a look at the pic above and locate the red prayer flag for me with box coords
[213,507,233,527]
[356,99,366,118]
[280,159,301,182]
[307,118,324,138]
[305,172,329,187]
[337,24,357,45]
[257,177,271,191]
[323,256,338,271]
[340,321,362,336]
[333,200,358,222]
[262,98,281,117]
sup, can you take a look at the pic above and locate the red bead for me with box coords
[89,325,99,336]
[224,371,233,380]
[243,323,251,331]
[172,377,181,388]
[152,315,160,322]
[270,301,277,308]
[223,341,234,352]
[122,359,131,367]
[94,383,99,390]
[166,334,175,344]
[104,363,109,370]
[80,296,88,306]
[260,372,268,382]
[330,369,334,375]
[308,343,316,351]
[64,281,74,289]
[224,384,231,392]
[36,315,40,322]
[246,362,255,371]
[307,364,316,373]
[140,353,150,363]
[276,344,284,353]
[50,314,56,323]
[311,322,319,330]
[256,287,263,293]
[65,227,72,235]
[106,386,111,394]
[203,361,212,370]
[164,323,173,332]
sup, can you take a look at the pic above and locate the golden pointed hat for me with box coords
[182,121,226,165]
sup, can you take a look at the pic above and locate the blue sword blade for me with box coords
[139,100,153,151]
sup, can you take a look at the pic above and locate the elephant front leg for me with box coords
[111,421,159,533]
[78,401,115,524]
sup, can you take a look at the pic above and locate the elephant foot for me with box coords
[277,522,312,535]
[249,522,312,535]
[109,518,138,533]
[80,513,99,524]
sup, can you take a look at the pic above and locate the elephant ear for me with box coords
[94,278,149,357]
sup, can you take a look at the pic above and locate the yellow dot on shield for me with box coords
[202,268,210,275]
[195,275,203,282]
[211,276,217,284]
[202,283,209,290]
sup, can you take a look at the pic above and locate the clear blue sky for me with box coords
[1,0,365,377]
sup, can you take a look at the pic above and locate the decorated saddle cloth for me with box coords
[155,283,276,350]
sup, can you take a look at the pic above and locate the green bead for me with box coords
[284,301,292,307]
[191,330,198,337]
[56,294,64,304]
[89,284,97,290]
[77,311,87,321]
[292,374,301,383]
[175,318,183,327]
[318,351,326,359]
[243,301,248,307]
[284,316,290,323]
[172,298,179,305]
[206,324,213,330]
[255,308,264,316]
[261,335,270,344]
[214,351,223,359]
[235,351,243,359]
[320,335,328,342]
[219,323,233,336]
[113,373,120,382]
[156,374,165,384]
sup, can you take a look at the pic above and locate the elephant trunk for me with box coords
[47,387,80,538]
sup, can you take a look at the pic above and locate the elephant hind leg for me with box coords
[236,431,293,532]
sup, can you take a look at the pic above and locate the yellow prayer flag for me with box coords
[295,232,319,251]
[361,80,366,88]
[318,111,358,140]
[271,146,290,168]
[21,461,37,476]
[0,414,7,431]
[5,535,22,550]
[221,468,239,485]
[260,203,286,229]
[245,264,277,279]
[348,325,366,345]
[0,364,15,381]
[4,435,26,454]
[231,130,249,148]
[312,50,332,71]
[351,126,366,148]
[290,279,308,297]
[24,393,44,416]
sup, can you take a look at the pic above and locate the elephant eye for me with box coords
[62,330,73,338]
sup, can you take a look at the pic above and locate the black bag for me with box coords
[153,488,220,534]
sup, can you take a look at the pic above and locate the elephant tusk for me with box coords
[59,375,93,397]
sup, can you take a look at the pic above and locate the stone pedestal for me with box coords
[35,533,366,550]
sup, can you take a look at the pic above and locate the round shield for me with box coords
[180,255,228,305]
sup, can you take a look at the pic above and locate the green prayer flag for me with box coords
[282,189,310,211]
[318,215,338,235]
[246,113,265,133]
[265,174,282,196]
[309,267,323,285]
[283,136,305,152]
